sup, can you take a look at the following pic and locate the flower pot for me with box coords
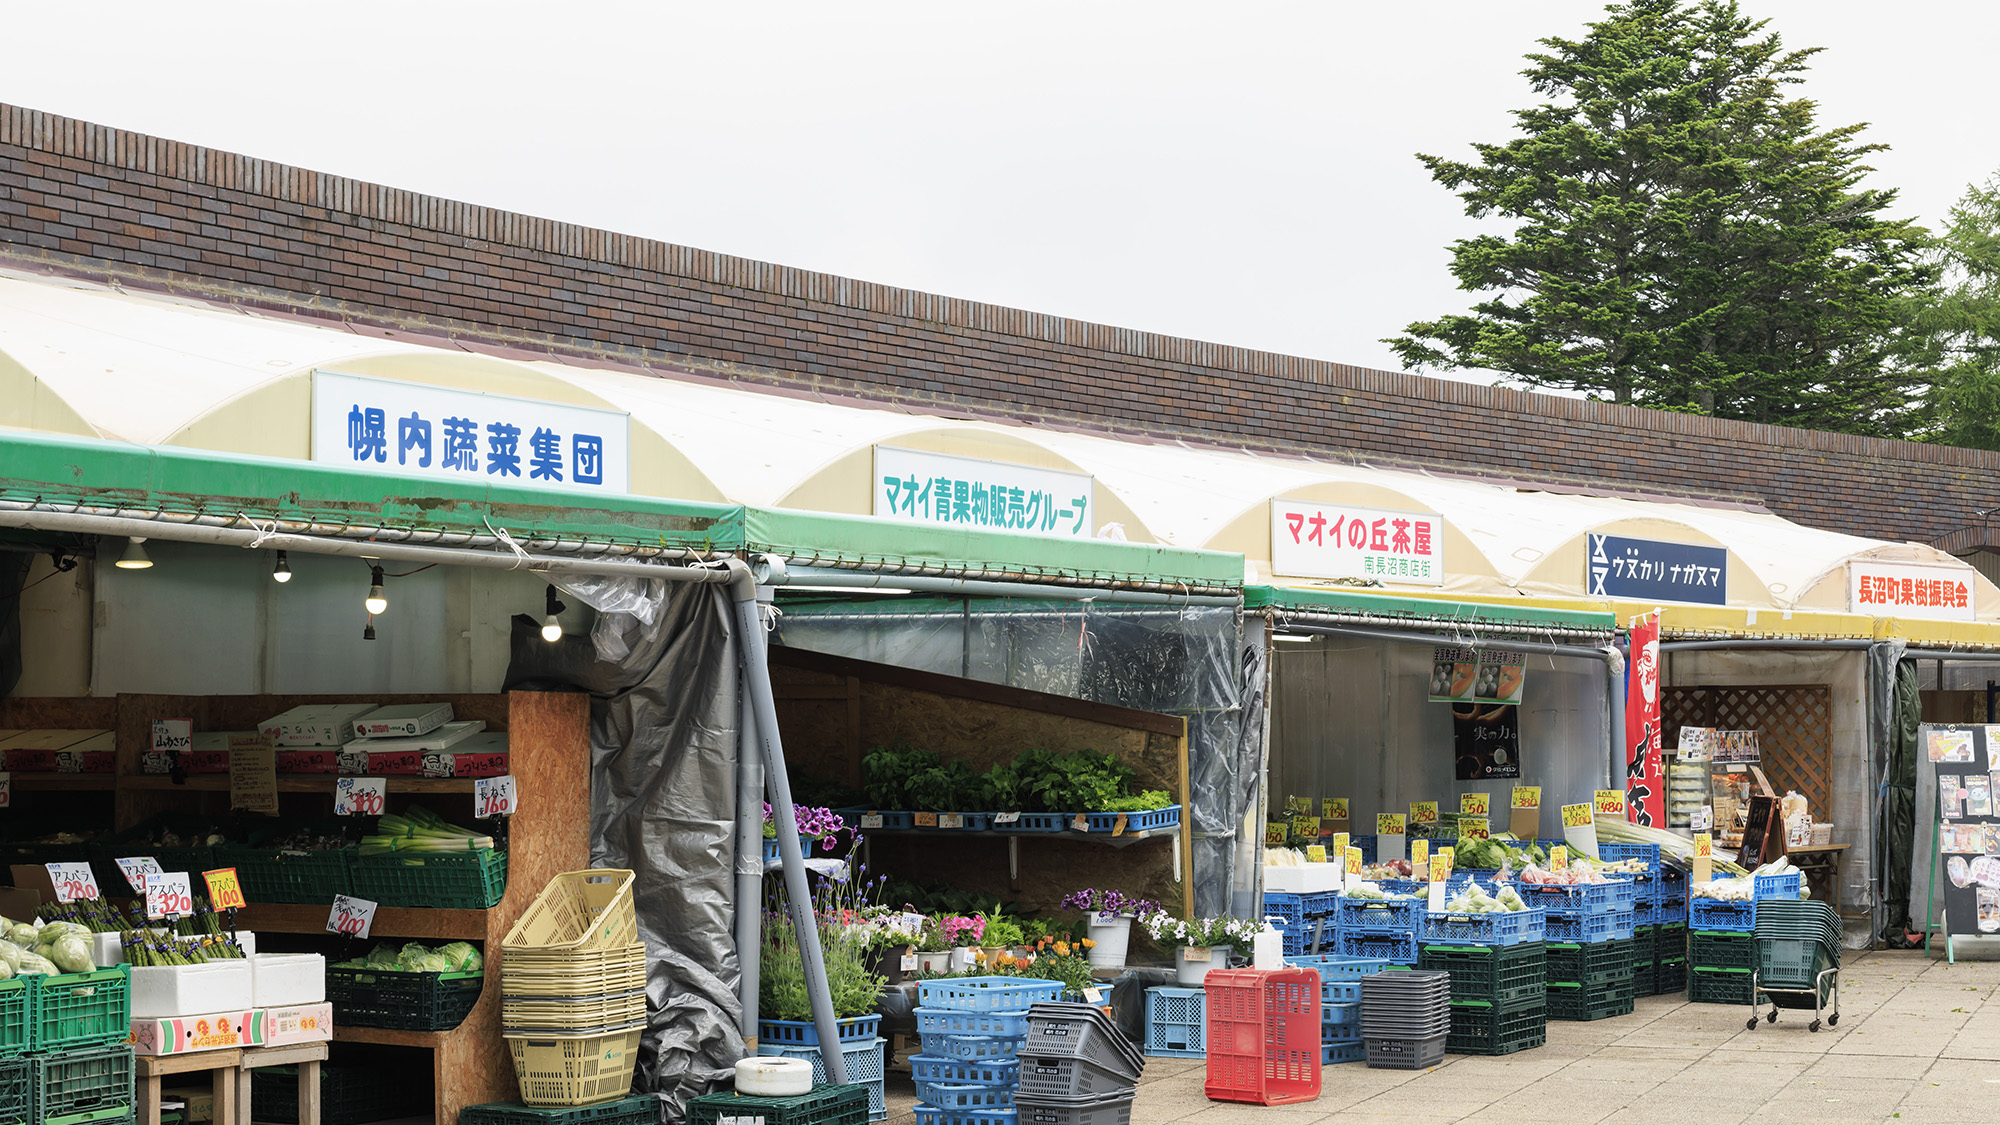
[1176,945,1228,986]
[949,946,975,973]
[868,943,915,986]
[914,950,953,975]
[1086,915,1133,969]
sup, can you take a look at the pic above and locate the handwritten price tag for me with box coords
[327,894,380,938]
[203,867,247,911]
[474,775,518,819]
[335,776,387,816]
[1412,838,1429,864]
[1430,848,1453,884]
[1461,817,1490,839]
[1344,847,1362,874]
[1410,801,1438,825]
[939,813,965,830]
[1377,813,1406,836]
[1694,833,1713,859]
[1182,945,1212,962]
[116,856,163,894]
[1594,789,1626,816]
[45,862,99,903]
[1305,845,1327,863]
[1070,813,1089,832]
[1332,832,1349,857]
[1461,793,1490,816]
[1551,845,1568,869]
[1322,798,1348,820]
[860,813,886,829]
[150,718,193,753]
[992,812,1019,825]
[1265,822,1287,846]
[1561,802,1594,829]
[1511,786,1541,809]
[146,872,194,920]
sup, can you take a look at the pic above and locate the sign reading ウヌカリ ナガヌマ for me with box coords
[872,446,1095,537]
[1271,500,1442,585]
[1588,534,1727,605]
[312,369,630,494]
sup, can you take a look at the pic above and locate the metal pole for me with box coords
[776,563,1238,606]
[728,561,849,1084]
[734,672,766,1044]
[1659,639,1874,653]
[1608,641,1627,792]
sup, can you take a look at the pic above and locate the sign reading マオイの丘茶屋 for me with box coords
[1849,561,1975,622]
[1270,501,1442,585]
[1588,534,1727,605]
[872,446,1094,537]
[312,370,630,494]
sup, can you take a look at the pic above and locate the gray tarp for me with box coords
[775,599,1255,916]
[1869,643,1913,942]
[507,577,742,1122]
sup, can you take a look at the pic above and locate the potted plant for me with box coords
[758,909,888,1045]
[912,917,954,975]
[1061,888,1158,970]
[760,802,848,863]
[941,914,985,972]
[1023,936,1099,1004]
[978,908,1025,963]
[1141,910,1258,985]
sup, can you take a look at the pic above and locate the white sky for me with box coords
[3,2,1993,380]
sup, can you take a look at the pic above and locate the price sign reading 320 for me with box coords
[146,872,194,920]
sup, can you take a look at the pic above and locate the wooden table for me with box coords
[137,1049,240,1125]
[236,1041,329,1125]
[1785,843,1851,910]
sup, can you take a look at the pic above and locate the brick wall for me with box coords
[1,102,1995,544]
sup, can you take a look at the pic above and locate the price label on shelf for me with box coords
[1560,802,1594,829]
[326,894,380,939]
[1304,845,1327,863]
[1332,832,1349,857]
[992,812,1019,825]
[1460,793,1490,817]
[1593,789,1626,817]
[1511,786,1541,809]
[1460,817,1490,839]
[914,812,939,828]
[474,775,518,819]
[45,862,99,903]
[116,856,163,894]
[203,867,247,911]
[860,813,885,829]
[1070,814,1089,832]
[335,777,387,817]
[1409,801,1438,825]
[938,813,964,830]
[146,872,194,920]
[149,718,193,753]
[1377,813,1406,836]
[1322,798,1348,821]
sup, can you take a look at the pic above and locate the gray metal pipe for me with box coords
[1272,608,1614,643]
[728,562,849,1084]
[1608,641,1627,793]
[1661,639,1874,653]
[734,670,766,1045]
[777,564,1238,606]
[1275,622,1616,663]
[1902,648,2000,662]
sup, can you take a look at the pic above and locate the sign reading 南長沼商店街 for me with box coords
[1849,561,1976,622]
[1269,500,1442,585]
[872,446,1095,537]
[311,369,631,494]
[1587,534,1727,605]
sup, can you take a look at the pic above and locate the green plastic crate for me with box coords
[32,1044,132,1123]
[1655,958,1687,994]
[1689,930,1752,970]
[461,1095,660,1125]
[31,967,131,1052]
[1445,999,1547,1055]
[1654,924,1687,964]
[1547,979,1634,1021]
[687,1085,869,1125]
[327,966,483,1030]
[0,981,25,1057]
[251,1064,431,1125]
[1545,938,1634,986]
[220,837,356,905]
[1417,942,1546,1007]
[1688,966,1763,1005]
[1630,924,1656,966]
[350,847,507,909]
[0,1057,27,1125]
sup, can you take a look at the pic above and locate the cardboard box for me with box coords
[5,748,113,773]
[0,729,106,751]
[420,734,510,778]
[260,705,379,747]
[143,734,241,775]
[351,702,454,740]
[0,886,40,922]
[9,865,55,904]
[162,1087,214,1123]
[346,720,487,755]
[131,1009,265,1055]
[260,1002,333,1046]
[275,749,342,774]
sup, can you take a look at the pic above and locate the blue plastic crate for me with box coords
[1286,954,1389,1005]
[1754,871,1803,902]
[1082,805,1180,834]
[1543,908,1636,943]
[919,1033,1028,1061]
[1281,929,1307,957]
[1279,918,1338,956]
[1512,878,1638,914]
[1336,928,1419,963]
[1321,1001,1360,1030]
[1375,878,1424,896]
[1597,842,1661,877]
[759,1015,881,1045]
[1334,895,1423,932]
[915,1082,1014,1111]
[1688,897,1755,932]
[1321,1040,1366,1065]
[1301,891,1341,918]
[917,1009,1031,1039]
[911,1055,1021,1087]
[1263,893,1306,927]
[761,835,815,864]
[1653,897,1688,925]
[760,1039,887,1120]
[1418,907,1547,947]
[990,813,1067,833]
[1144,987,1205,1058]
[917,978,1065,1013]
[914,1106,1017,1125]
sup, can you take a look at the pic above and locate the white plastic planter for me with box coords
[1086,915,1133,970]
[914,951,953,975]
[1175,945,1228,986]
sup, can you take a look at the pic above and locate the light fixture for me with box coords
[541,584,566,643]
[272,551,292,583]
[780,584,914,595]
[363,621,376,641]
[364,565,387,615]
[1272,633,1316,643]
[115,537,153,569]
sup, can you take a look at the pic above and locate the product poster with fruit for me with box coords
[1473,650,1526,704]
[1429,647,1479,702]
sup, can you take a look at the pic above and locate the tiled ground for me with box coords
[881,951,1999,1125]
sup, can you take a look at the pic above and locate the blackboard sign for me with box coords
[1927,724,2000,944]
[1740,793,1783,869]
[1454,703,1521,780]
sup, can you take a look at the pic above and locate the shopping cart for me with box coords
[1743,898,1840,1033]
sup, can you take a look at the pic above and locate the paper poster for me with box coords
[1942,776,1965,819]
[1971,775,1994,818]
[1677,727,1718,761]
[1715,729,1762,764]
[1474,650,1527,704]
[1454,703,1520,780]
[1982,887,2000,934]
[1430,647,1479,702]
[1930,729,1975,763]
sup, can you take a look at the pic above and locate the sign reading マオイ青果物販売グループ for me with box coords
[872,446,1096,537]
[1588,533,1727,605]
[311,369,631,494]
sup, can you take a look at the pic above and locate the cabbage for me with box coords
[0,944,20,973]
[438,942,482,972]
[6,924,36,947]
[39,922,89,941]
[397,950,455,972]
[49,935,93,974]
[15,952,59,976]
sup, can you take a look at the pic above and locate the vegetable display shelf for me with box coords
[328,965,485,1031]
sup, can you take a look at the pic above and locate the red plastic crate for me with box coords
[1202,968,1321,1106]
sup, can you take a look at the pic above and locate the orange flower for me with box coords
[1081,938,1097,949]
[1054,941,1070,957]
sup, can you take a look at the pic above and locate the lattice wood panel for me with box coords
[1663,685,1833,819]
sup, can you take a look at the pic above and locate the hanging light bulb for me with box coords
[272,551,293,583]
[364,564,387,615]
[115,536,153,570]
[541,584,567,643]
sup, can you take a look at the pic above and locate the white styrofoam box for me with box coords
[1263,864,1341,894]
[261,704,379,746]
[132,960,255,1019]
[346,720,487,753]
[351,702,454,740]
[95,930,256,966]
[251,953,325,1007]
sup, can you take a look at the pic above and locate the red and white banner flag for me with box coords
[1625,613,1663,827]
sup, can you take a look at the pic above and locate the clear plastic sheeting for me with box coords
[505,578,742,1120]
[774,598,1254,915]
[1267,636,1610,825]
[553,572,688,663]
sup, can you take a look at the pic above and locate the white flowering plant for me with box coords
[1139,911,1260,956]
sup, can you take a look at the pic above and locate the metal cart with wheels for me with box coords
[1746,965,1839,1032]
[1743,896,1842,1033]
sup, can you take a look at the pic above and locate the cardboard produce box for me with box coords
[261,1001,333,1046]
[162,1087,214,1122]
[132,1009,265,1055]
[351,702,454,740]
[260,704,379,747]
[421,733,510,778]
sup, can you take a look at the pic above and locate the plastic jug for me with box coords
[1252,918,1285,969]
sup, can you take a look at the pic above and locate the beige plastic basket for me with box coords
[506,1025,646,1107]
[504,990,648,1033]
[505,869,638,951]
[502,943,647,996]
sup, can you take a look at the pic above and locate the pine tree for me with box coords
[1387,0,1934,436]
[1917,174,2000,450]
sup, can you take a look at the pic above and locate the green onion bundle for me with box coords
[359,805,495,856]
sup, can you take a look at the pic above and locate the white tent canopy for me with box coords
[3,269,1987,618]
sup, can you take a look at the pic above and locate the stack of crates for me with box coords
[0,963,135,1125]
[1203,969,1320,1104]
[1545,936,1633,1021]
[1016,1002,1144,1125]
[1332,886,1423,967]
[1655,922,1688,994]
[1416,942,1545,1055]
[501,870,648,1110]
[1285,953,1390,1065]
[1263,893,1339,958]
[464,1095,662,1125]
[911,976,1065,1125]
[1688,929,1759,1005]
[1632,924,1657,998]
[688,1086,872,1125]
